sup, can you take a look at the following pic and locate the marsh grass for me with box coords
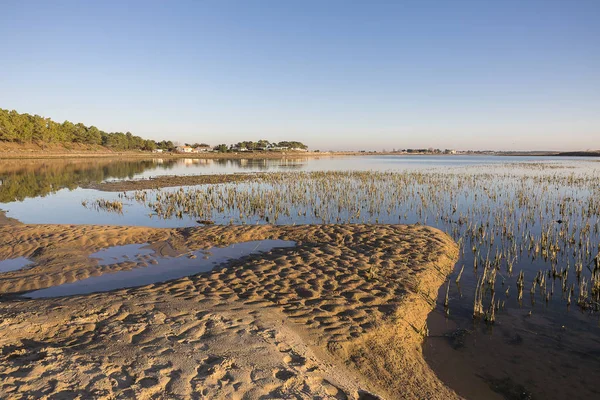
[87,162,600,319]
[84,199,123,214]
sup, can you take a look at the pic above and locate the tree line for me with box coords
[0,108,173,151]
[212,140,308,152]
[0,108,308,153]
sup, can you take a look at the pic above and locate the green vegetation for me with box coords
[0,159,177,202]
[155,140,176,152]
[221,140,308,152]
[0,109,308,153]
[0,108,166,151]
[213,144,229,152]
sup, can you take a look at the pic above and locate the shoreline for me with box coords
[0,149,357,160]
[2,148,594,160]
[0,220,459,399]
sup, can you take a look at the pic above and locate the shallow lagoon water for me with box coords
[1,155,595,227]
[2,155,600,399]
[25,240,295,298]
[0,155,593,204]
[0,257,33,273]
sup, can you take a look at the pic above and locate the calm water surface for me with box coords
[0,155,591,225]
[0,257,33,273]
[1,155,599,400]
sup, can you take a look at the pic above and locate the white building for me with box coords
[176,145,193,153]
[194,145,212,152]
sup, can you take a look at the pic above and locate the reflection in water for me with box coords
[2,155,584,203]
[25,240,295,298]
[0,159,175,202]
[4,155,590,203]
[91,243,154,265]
[196,158,307,171]
[0,158,308,202]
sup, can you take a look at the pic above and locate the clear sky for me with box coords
[1,0,598,151]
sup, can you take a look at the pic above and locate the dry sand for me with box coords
[0,219,459,399]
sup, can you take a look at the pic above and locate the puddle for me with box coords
[90,244,154,265]
[25,240,295,298]
[0,257,33,273]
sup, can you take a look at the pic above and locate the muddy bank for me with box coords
[0,222,459,399]
[84,173,270,192]
[0,209,20,226]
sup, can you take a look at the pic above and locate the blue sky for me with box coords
[1,0,598,151]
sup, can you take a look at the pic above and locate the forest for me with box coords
[0,108,172,151]
[219,140,308,152]
[0,108,308,153]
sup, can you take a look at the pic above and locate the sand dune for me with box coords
[0,222,459,399]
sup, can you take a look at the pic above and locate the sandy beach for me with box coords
[0,217,459,399]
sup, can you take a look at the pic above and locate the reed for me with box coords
[84,163,600,317]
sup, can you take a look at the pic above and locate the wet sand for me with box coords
[0,209,20,226]
[0,219,459,399]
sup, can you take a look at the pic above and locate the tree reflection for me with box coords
[0,159,177,202]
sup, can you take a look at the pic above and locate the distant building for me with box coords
[194,145,212,152]
[152,149,164,153]
[176,145,193,153]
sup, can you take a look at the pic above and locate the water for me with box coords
[0,257,33,273]
[0,155,593,226]
[0,155,589,203]
[91,243,154,265]
[1,155,599,399]
[25,240,295,298]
